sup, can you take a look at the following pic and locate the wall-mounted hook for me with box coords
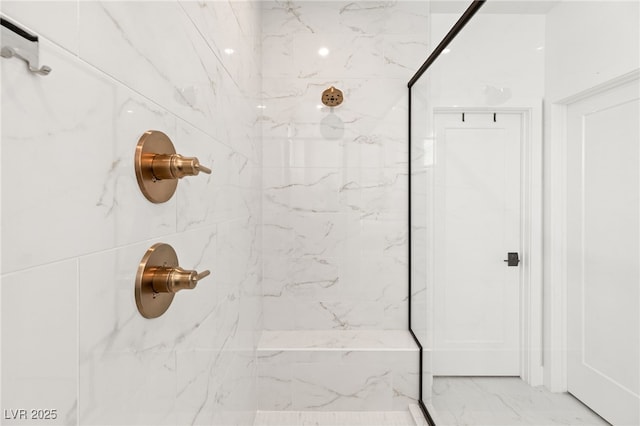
[135,130,212,203]
[1,17,51,76]
[135,243,212,318]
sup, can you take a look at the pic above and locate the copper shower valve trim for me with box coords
[135,243,211,319]
[135,130,211,203]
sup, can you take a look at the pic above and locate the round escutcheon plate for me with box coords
[135,243,178,319]
[134,130,178,203]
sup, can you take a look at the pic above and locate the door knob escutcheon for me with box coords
[135,130,211,203]
[135,243,211,319]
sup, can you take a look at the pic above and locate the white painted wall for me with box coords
[543,0,640,392]
[545,1,640,103]
[429,13,545,107]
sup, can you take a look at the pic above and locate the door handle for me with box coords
[504,252,520,267]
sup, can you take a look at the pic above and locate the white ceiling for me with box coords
[430,0,562,15]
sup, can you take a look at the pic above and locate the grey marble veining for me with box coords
[1,1,262,425]
[260,330,418,350]
[261,0,428,331]
[254,410,416,426]
[2,0,424,423]
[257,330,419,411]
[428,377,610,426]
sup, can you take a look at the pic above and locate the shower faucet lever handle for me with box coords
[135,243,213,318]
[135,130,212,203]
[195,270,211,282]
[149,266,211,294]
[170,268,211,292]
[151,153,212,180]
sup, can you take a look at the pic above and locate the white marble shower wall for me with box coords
[1,2,262,425]
[260,1,429,331]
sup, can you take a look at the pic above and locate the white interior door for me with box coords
[566,78,640,426]
[432,112,522,376]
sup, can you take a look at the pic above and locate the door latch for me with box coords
[504,252,520,267]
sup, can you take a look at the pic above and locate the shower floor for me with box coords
[253,410,416,426]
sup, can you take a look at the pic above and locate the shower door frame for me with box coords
[407,1,544,422]
[406,4,488,423]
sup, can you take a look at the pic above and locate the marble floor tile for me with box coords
[253,410,416,426]
[427,377,610,426]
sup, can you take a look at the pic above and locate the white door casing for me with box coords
[432,112,522,376]
[566,77,640,426]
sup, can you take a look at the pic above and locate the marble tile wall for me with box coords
[260,1,429,331]
[1,2,262,425]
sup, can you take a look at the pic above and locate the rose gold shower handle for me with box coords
[149,153,212,180]
[135,130,212,203]
[146,266,211,294]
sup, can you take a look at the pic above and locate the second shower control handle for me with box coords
[135,243,213,318]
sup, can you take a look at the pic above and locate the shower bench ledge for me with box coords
[257,330,419,411]
[258,329,419,351]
